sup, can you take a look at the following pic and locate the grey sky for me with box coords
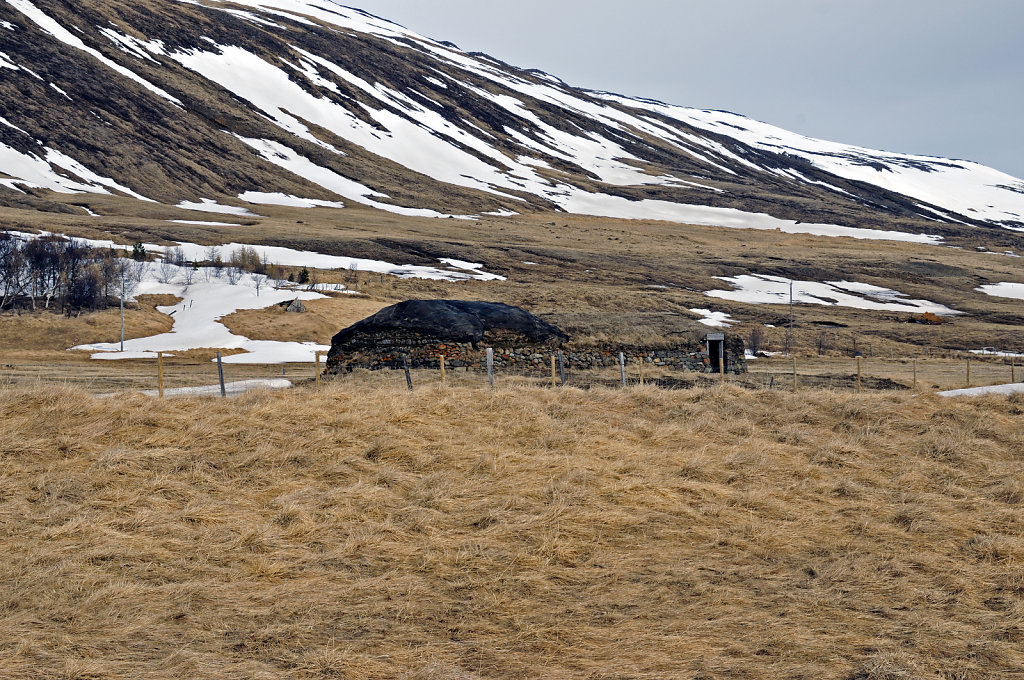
[349,0,1024,179]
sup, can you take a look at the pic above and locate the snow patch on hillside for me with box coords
[939,383,1024,398]
[690,309,735,328]
[73,261,330,363]
[6,230,506,282]
[124,378,294,398]
[706,275,960,315]
[0,143,154,200]
[235,137,475,219]
[5,0,182,105]
[603,95,1024,229]
[239,191,345,209]
[187,0,418,40]
[561,192,942,244]
[169,220,244,227]
[176,199,260,216]
[977,282,1024,300]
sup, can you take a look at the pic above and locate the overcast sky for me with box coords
[349,0,1024,179]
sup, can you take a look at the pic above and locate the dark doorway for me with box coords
[707,333,726,373]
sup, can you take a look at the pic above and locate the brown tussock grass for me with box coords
[0,294,175,355]
[1,384,1023,679]
[221,295,390,345]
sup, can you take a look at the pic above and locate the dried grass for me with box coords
[1,383,1023,679]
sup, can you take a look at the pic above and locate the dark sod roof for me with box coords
[331,300,569,346]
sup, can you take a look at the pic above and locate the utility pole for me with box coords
[120,273,125,352]
[788,280,795,355]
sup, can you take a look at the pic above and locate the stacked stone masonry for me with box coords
[326,333,746,375]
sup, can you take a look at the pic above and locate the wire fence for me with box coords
[2,351,1021,397]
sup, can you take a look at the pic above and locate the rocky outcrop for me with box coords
[283,299,307,314]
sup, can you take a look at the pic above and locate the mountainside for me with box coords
[1,0,1024,238]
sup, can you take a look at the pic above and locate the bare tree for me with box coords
[158,257,177,284]
[0,232,26,309]
[748,327,764,355]
[225,266,242,285]
[168,246,186,268]
[114,258,146,299]
[0,233,153,313]
[816,331,830,356]
[23,236,63,310]
[183,261,198,286]
[203,246,219,283]
[205,246,223,278]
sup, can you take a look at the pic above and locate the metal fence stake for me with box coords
[216,352,226,398]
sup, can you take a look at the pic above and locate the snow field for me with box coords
[969,349,1024,359]
[601,95,1024,230]
[7,231,505,282]
[72,261,332,363]
[938,383,1024,398]
[706,275,959,315]
[176,199,261,216]
[238,191,346,209]
[689,309,735,328]
[117,378,294,399]
[4,228,505,362]
[977,282,1024,300]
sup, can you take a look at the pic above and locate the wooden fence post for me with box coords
[720,352,726,384]
[558,350,566,387]
[619,352,627,388]
[315,351,322,391]
[639,358,645,386]
[157,352,164,398]
[1012,357,1017,383]
[403,354,413,391]
[966,358,971,388]
[551,356,557,388]
[216,351,226,398]
[486,348,494,390]
[440,354,446,384]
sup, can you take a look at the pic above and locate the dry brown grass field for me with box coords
[2,189,1023,679]
[1,383,1023,679]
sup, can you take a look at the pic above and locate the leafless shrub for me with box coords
[157,258,177,284]
[748,327,764,355]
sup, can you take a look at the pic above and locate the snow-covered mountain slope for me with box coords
[1,0,1022,238]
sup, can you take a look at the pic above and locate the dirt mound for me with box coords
[330,300,568,348]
